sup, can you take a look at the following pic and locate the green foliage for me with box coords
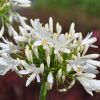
[33,0,100,17]
[80,0,100,16]
[33,0,71,10]
[0,0,12,24]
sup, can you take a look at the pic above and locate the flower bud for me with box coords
[47,55,50,67]
[25,45,33,62]
[49,17,53,32]
[47,72,53,84]
[32,45,39,59]
[40,63,44,74]
[56,22,62,36]
[57,69,62,81]
[66,64,72,72]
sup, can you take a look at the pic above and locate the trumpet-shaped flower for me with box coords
[77,74,100,96]
[0,53,20,75]
[53,34,70,54]
[19,63,44,86]
[31,19,53,48]
[0,37,18,54]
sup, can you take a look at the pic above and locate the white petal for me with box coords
[25,45,33,62]
[58,34,65,44]
[84,32,93,40]
[17,14,30,30]
[47,56,50,67]
[81,54,99,59]
[87,60,100,67]
[19,70,31,74]
[67,80,75,89]
[19,26,27,36]
[69,22,75,35]
[74,33,82,41]
[90,45,98,48]
[57,69,62,80]
[0,67,11,76]
[61,48,70,53]
[55,52,63,63]
[66,64,72,72]
[56,22,62,35]
[82,37,97,45]
[82,73,96,79]
[26,73,36,87]
[77,77,100,96]
[20,60,30,69]
[0,25,4,38]
[36,74,40,82]
[40,63,44,74]
[34,40,42,46]
[49,17,53,32]
[0,42,9,49]
[14,36,27,42]
[10,26,18,36]
[32,46,39,59]
[86,63,97,69]
[82,44,89,55]
[84,63,99,74]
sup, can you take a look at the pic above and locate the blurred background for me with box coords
[20,0,100,33]
[0,0,100,100]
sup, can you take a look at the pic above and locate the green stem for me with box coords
[39,83,47,100]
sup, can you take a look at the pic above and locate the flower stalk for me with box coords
[39,83,48,100]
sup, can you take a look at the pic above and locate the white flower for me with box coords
[0,53,20,75]
[7,25,18,36]
[53,34,70,54]
[15,14,31,30]
[68,54,100,75]
[77,74,100,96]
[19,63,44,86]
[31,19,53,47]
[11,24,33,44]
[82,32,97,47]
[0,37,18,54]
[83,63,99,74]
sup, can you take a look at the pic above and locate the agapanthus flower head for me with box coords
[0,17,100,97]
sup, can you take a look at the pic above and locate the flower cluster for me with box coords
[0,17,100,96]
[0,0,31,37]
